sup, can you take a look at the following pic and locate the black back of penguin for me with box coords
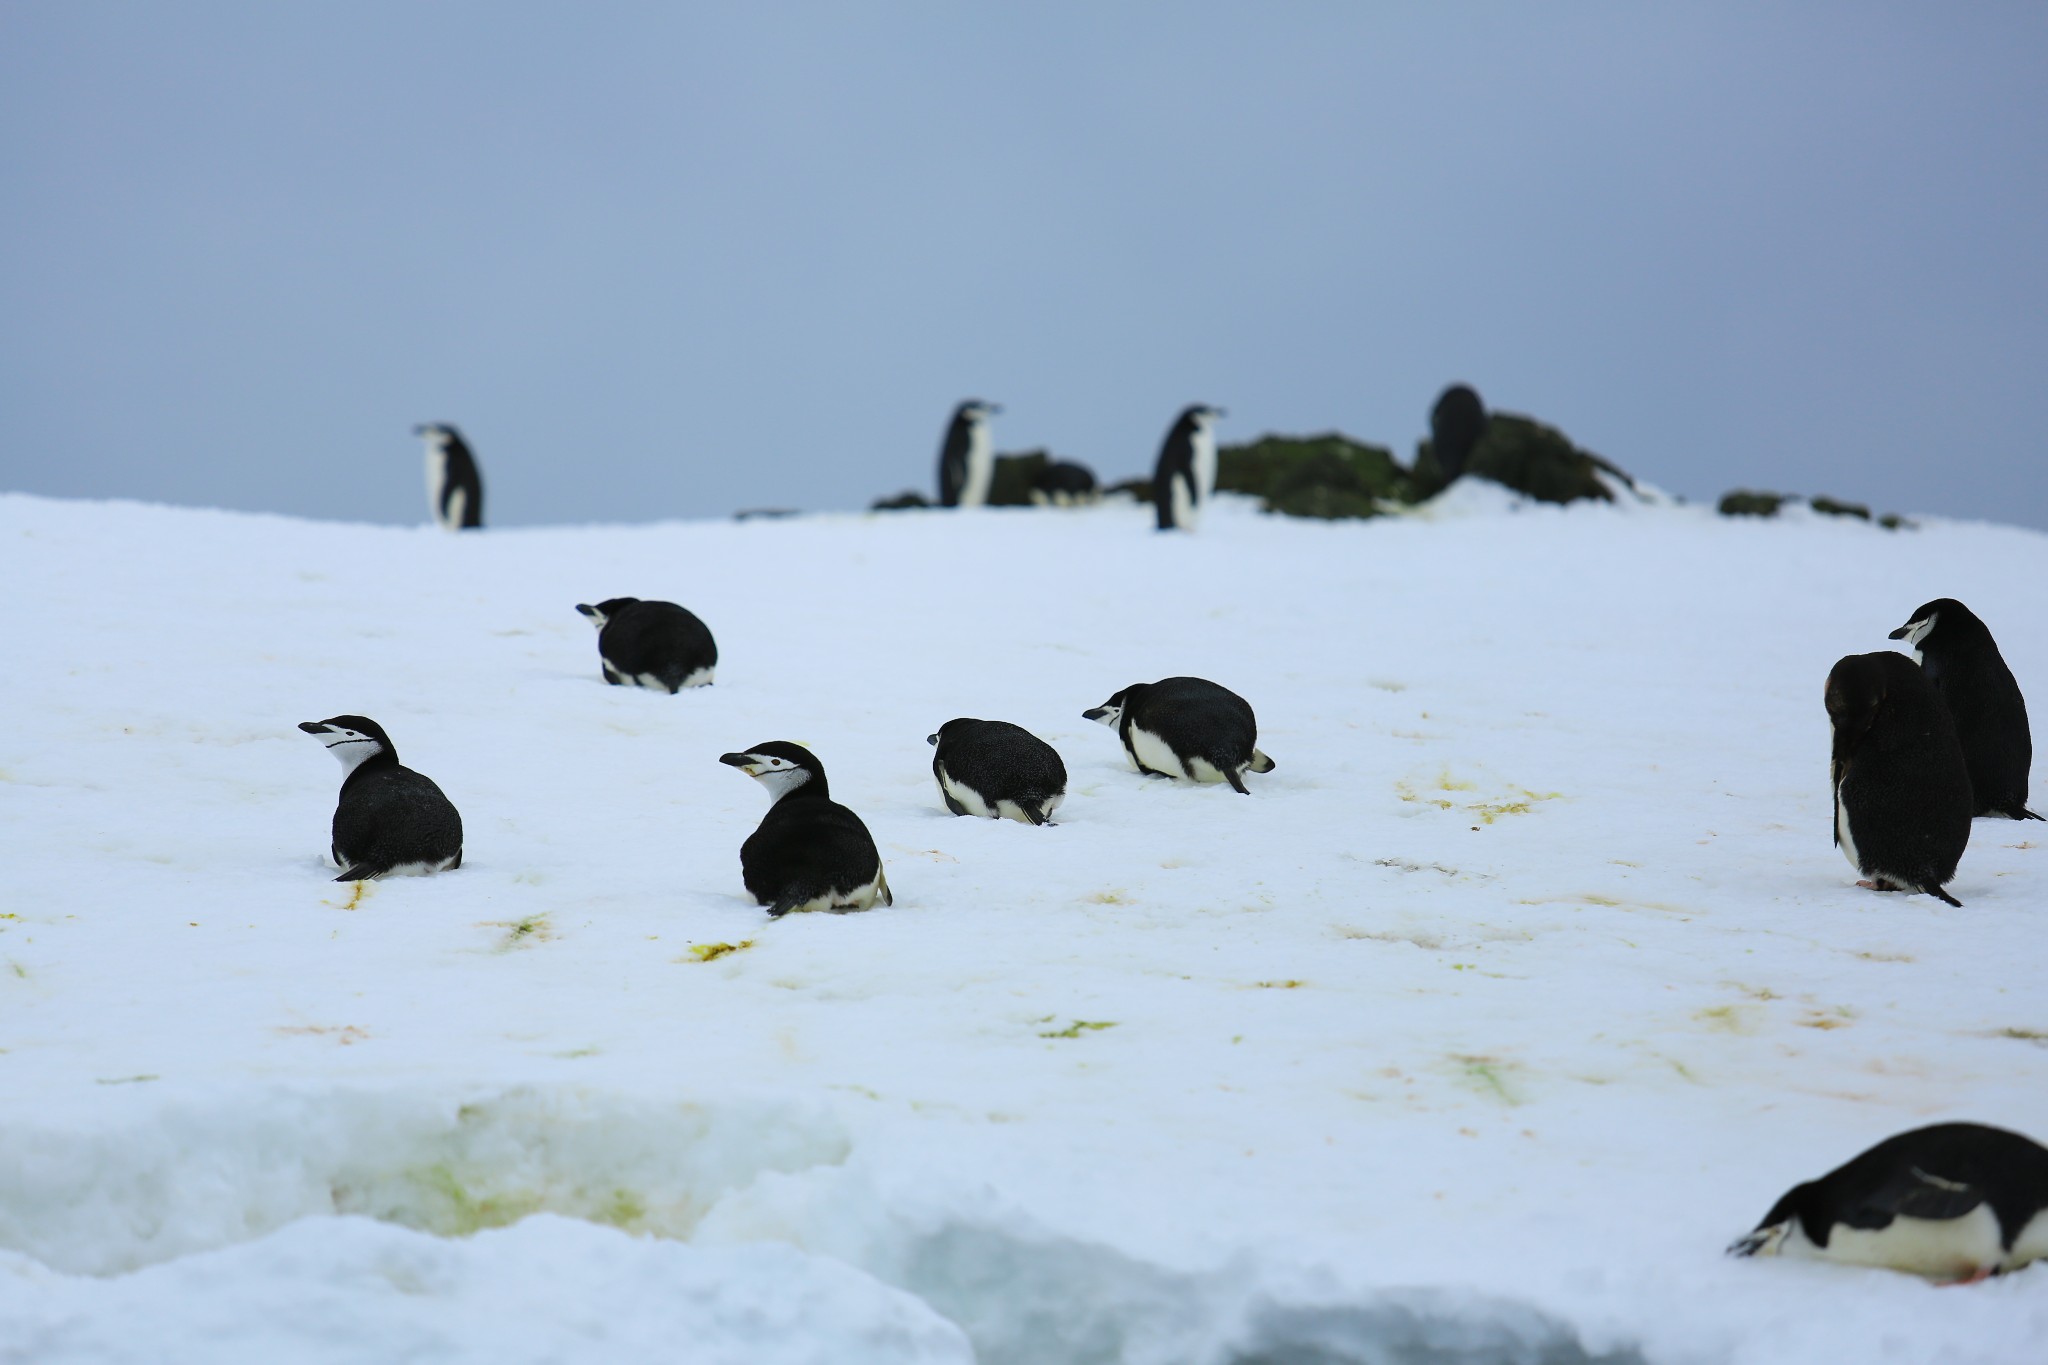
[927,718,1068,825]
[415,423,484,530]
[1086,675,1276,793]
[1826,652,1972,905]
[718,741,891,915]
[1429,384,1489,481]
[298,715,463,881]
[1730,1122,2048,1279]
[576,597,718,692]
[1890,598,2039,819]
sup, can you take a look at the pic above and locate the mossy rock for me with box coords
[986,451,1050,507]
[1103,476,1155,503]
[1217,433,1411,520]
[870,490,930,511]
[1718,489,1787,518]
[1452,413,1633,505]
[1809,494,1870,521]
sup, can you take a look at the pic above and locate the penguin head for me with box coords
[299,715,395,773]
[1824,654,1890,745]
[927,718,978,748]
[1180,404,1226,430]
[575,598,641,630]
[414,422,460,446]
[955,399,1002,426]
[719,741,828,803]
[1083,687,1138,727]
[1888,598,1978,653]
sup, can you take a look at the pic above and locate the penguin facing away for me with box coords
[415,423,484,530]
[1826,651,1972,906]
[1729,1122,2048,1282]
[1889,598,2040,820]
[1152,404,1226,531]
[1029,459,1101,508]
[719,742,892,916]
[936,400,1002,508]
[1429,384,1489,481]
[927,718,1068,825]
[1084,676,1275,793]
[298,715,463,881]
[575,598,718,692]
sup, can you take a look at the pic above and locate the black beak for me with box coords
[297,722,329,735]
[718,752,754,768]
[1886,625,1910,640]
[576,604,599,619]
[1082,707,1109,721]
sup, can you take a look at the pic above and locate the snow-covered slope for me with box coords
[2,488,2044,1364]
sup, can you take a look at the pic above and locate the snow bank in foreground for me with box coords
[3,490,2046,1363]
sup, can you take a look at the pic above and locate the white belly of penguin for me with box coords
[1127,725,1227,783]
[331,853,457,878]
[1785,1204,2006,1279]
[1836,785,1863,875]
[937,765,998,818]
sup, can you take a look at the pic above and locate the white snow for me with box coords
[2,488,2045,1364]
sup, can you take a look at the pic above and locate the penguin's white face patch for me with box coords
[736,754,811,802]
[576,604,610,629]
[1899,613,1937,657]
[308,726,383,774]
[1083,703,1122,728]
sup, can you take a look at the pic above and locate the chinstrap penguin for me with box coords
[415,422,484,530]
[1826,651,1972,906]
[298,715,463,881]
[936,400,1001,508]
[575,597,718,692]
[1729,1122,2048,1282]
[1889,598,2039,820]
[927,719,1068,825]
[1429,384,1488,481]
[1029,460,1100,507]
[1084,676,1275,793]
[719,742,892,916]
[1152,404,1226,531]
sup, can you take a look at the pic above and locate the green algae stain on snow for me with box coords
[682,940,755,963]
[1040,1020,1117,1039]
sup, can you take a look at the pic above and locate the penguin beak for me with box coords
[1082,706,1115,723]
[1886,624,1911,640]
[298,722,332,735]
[718,752,762,775]
[926,733,939,746]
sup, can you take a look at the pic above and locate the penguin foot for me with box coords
[1939,1266,1996,1287]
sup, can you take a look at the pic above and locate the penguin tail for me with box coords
[1928,885,1964,909]
[334,864,384,883]
[1224,767,1251,795]
[877,869,894,908]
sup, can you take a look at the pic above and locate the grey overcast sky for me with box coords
[3,4,2045,529]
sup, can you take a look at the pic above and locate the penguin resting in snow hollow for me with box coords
[1729,1122,2048,1282]
[415,423,484,530]
[575,597,718,692]
[719,742,892,916]
[1084,676,1274,793]
[298,716,463,881]
[1825,651,1972,906]
[927,719,1067,825]
[1889,598,2040,820]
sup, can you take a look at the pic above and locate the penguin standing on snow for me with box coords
[1152,404,1226,531]
[1825,651,1972,906]
[298,716,463,881]
[575,598,718,692]
[936,400,1001,508]
[415,423,484,530]
[719,742,892,916]
[1889,598,2040,819]
[1729,1122,2048,1282]
[1083,676,1275,793]
[1429,384,1489,481]
[927,719,1068,825]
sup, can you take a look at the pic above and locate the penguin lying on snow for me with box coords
[575,598,718,692]
[298,716,463,881]
[1029,460,1100,507]
[720,742,892,916]
[1890,598,2040,820]
[936,400,1001,508]
[1826,652,1972,906]
[1730,1122,2048,1282]
[928,719,1067,825]
[1084,676,1275,793]
[1152,404,1225,531]
[415,423,484,531]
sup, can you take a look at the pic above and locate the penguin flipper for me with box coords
[877,872,893,908]
[1224,767,1251,795]
[942,791,970,817]
[767,891,805,918]
[1017,800,1048,827]
[2016,806,2045,821]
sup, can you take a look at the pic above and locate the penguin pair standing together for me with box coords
[1827,597,2036,906]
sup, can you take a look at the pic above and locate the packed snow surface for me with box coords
[2,487,2045,1363]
